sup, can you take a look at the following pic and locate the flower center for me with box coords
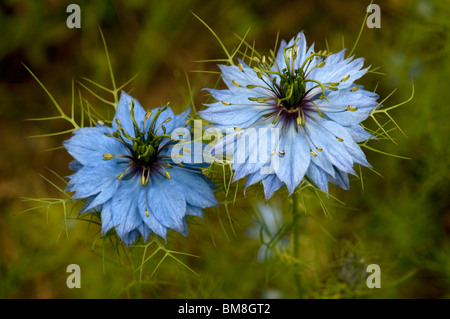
[103,100,173,185]
[278,68,306,111]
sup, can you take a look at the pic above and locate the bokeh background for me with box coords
[0,0,449,298]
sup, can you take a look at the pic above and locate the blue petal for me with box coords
[80,195,102,214]
[113,91,147,137]
[121,229,141,246]
[327,167,350,190]
[63,125,129,166]
[304,117,355,174]
[169,166,218,208]
[170,107,191,132]
[67,162,123,199]
[186,204,203,218]
[137,188,168,239]
[245,170,265,189]
[113,91,175,137]
[146,173,187,234]
[81,178,119,212]
[310,50,368,90]
[306,162,329,193]
[261,174,285,200]
[320,120,371,167]
[348,125,375,143]
[100,199,116,235]
[205,88,269,105]
[110,177,143,245]
[68,160,82,172]
[199,101,272,129]
[275,123,310,194]
[316,88,379,126]
[218,64,266,92]
[137,223,152,242]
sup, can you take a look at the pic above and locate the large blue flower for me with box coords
[64,92,218,245]
[200,32,378,199]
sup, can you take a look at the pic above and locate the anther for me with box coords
[310,150,318,157]
[117,165,133,180]
[351,86,359,92]
[145,210,149,217]
[341,75,350,82]
[159,165,171,180]
[222,101,231,105]
[103,153,114,160]
[336,137,344,142]
[232,80,241,87]
[346,105,358,111]
[317,61,325,68]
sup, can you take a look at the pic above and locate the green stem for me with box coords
[292,192,304,298]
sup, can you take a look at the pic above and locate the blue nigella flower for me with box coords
[64,92,218,245]
[200,32,379,199]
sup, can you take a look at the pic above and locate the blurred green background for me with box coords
[0,0,449,298]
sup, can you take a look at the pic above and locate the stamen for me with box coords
[159,164,171,180]
[140,167,149,185]
[304,112,345,143]
[117,164,133,180]
[142,110,152,131]
[316,61,326,68]
[103,153,132,161]
[103,153,114,160]
[272,109,283,124]
[232,80,241,87]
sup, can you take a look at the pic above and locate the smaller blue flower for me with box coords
[64,92,218,245]
[247,202,287,262]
